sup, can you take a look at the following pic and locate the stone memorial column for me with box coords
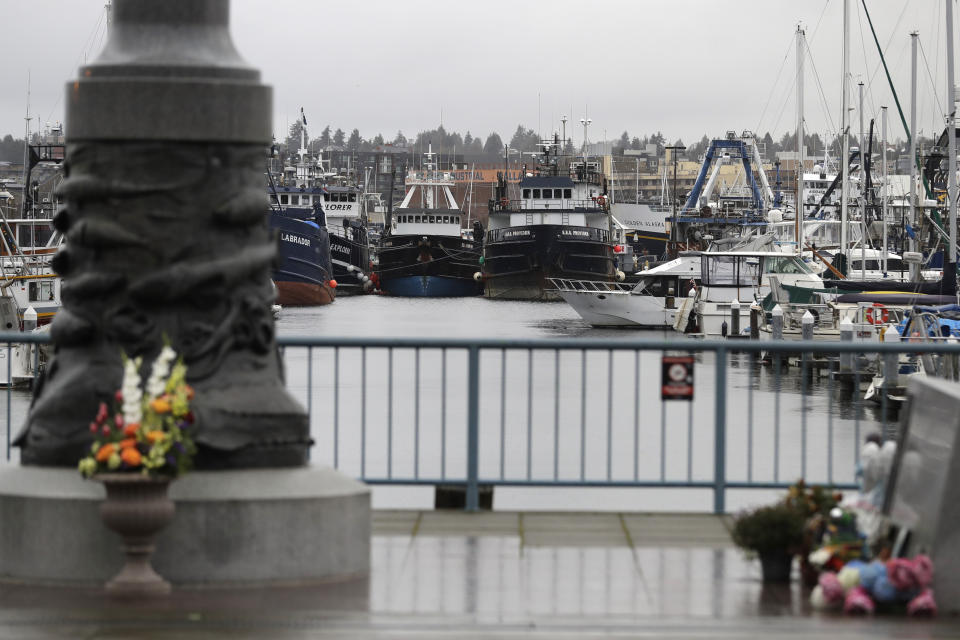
[16,0,310,469]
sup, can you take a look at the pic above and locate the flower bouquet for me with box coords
[78,345,196,478]
[78,345,196,595]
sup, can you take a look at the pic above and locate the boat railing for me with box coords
[547,278,633,293]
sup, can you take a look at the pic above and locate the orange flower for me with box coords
[184,385,195,400]
[119,438,137,450]
[95,443,117,462]
[150,398,171,414]
[145,430,166,444]
[120,447,142,467]
[123,422,140,438]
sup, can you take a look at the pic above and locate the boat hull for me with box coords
[557,290,677,328]
[270,213,335,306]
[483,224,615,301]
[329,228,372,295]
[376,234,482,298]
[381,275,482,297]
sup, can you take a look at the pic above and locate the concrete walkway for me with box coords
[1,511,958,639]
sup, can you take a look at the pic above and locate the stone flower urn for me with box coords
[97,473,175,595]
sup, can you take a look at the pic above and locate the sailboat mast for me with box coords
[840,0,850,257]
[796,25,805,251]
[859,81,866,280]
[909,31,919,281]
[946,0,958,273]
[882,106,888,273]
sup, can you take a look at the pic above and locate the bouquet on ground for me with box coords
[78,345,196,478]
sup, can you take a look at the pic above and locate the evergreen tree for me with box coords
[483,132,503,155]
[284,120,307,155]
[347,128,362,151]
[393,130,407,145]
[372,133,385,147]
[630,136,641,150]
[333,128,345,147]
[615,131,630,154]
[318,125,331,148]
[463,131,473,147]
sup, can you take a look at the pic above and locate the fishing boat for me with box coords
[376,145,482,297]
[483,135,617,300]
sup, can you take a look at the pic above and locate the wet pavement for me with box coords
[1,511,958,639]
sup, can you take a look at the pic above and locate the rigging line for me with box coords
[44,8,107,127]
[804,39,838,136]
[855,0,881,121]
[918,39,945,126]
[753,36,795,136]
[805,0,831,47]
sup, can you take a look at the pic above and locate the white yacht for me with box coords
[550,254,700,328]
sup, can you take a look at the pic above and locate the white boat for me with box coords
[686,250,824,336]
[550,254,700,328]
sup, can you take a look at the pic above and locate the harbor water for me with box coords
[0,296,885,511]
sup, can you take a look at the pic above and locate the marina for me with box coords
[3,0,960,636]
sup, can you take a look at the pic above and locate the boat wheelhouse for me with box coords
[483,137,616,300]
[376,145,482,297]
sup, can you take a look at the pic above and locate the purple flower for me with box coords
[166,454,177,467]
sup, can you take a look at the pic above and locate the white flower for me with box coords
[810,585,827,609]
[121,357,143,424]
[808,548,832,568]
[146,346,176,398]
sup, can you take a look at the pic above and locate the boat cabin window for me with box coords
[764,256,813,275]
[349,193,357,202]
[280,194,289,204]
[443,216,449,223]
[637,276,678,298]
[29,280,54,302]
[542,189,552,198]
[886,258,905,271]
[455,216,460,224]
[429,216,435,223]
[701,256,761,286]
[523,189,531,198]
[532,189,541,198]
[850,260,880,270]
[415,216,421,223]
[564,188,572,198]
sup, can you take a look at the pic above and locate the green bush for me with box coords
[731,502,805,554]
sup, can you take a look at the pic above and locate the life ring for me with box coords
[500,197,509,208]
[866,303,888,325]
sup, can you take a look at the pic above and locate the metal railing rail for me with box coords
[2,331,954,512]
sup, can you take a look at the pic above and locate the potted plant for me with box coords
[731,502,805,582]
[78,345,196,595]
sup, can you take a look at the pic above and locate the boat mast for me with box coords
[946,0,958,286]
[795,25,805,252]
[859,81,866,280]
[882,106,888,273]
[21,71,31,212]
[840,0,850,261]
[909,31,919,282]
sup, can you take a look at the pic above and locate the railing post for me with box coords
[466,345,480,511]
[713,345,727,514]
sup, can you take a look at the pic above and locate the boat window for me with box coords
[41,281,54,300]
[702,256,760,286]
[850,260,882,270]
[564,189,572,198]
[764,256,813,275]
[523,189,531,198]
[886,258,905,270]
[323,193,330,201]
[638,277,677,298]
[303,196,311,205]
[541,189,551,198]
[29,282,37,301]
[532,189,541,198]
[429,216,435,223]
[280,194,289,204]
[455,216,460,225]
[415,216,421,223]
[349,193,357,202]
[443,216,449,223]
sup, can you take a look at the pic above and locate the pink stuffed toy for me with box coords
[818,572,845,605]
[886,558,919,592]
[906,588,937,616]
[844,586,875,615]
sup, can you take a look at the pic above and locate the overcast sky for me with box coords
[0,0,955,148]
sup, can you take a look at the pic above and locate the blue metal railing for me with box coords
[3,331,958,512]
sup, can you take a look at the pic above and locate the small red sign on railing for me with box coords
[661,355,694,401]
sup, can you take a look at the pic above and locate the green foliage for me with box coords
[731,502,805,554]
